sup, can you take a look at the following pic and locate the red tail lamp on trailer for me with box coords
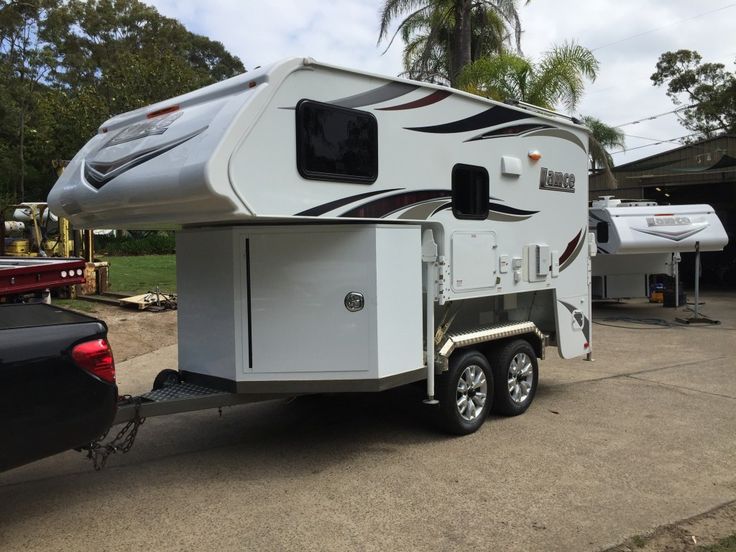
[72,339,116,383]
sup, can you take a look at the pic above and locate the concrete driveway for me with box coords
[1,293,734,551]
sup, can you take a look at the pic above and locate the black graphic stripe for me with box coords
[487,202,538,216]
[331,82,418,109]
[559,301,590,343]
[294,189,402,216]
[341,190,451,219]
[406,105,529,134]
[245,238,253,369]
[465,124,553,143]
[523,128,587,151]
[377,89,452,111]
[431,201,537,219]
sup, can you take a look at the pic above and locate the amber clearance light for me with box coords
[528,150,542,161]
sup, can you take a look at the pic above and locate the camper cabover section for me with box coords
[49,57,594,434]
[590,197,728,299]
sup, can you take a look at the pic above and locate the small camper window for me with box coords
[452,164,489,220]
[296,100,378,183]
[596,222,609,243]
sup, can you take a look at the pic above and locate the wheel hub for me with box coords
[507,352,533,404]
[456,364,487,421]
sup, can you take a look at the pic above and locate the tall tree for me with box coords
[0,1,56,201]
[0,0,245,202]
[47,0,244,119]
[378,0,528,86]
[651,49,736,138]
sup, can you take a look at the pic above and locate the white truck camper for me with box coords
[49,57,593,434]
[590,197,728,301]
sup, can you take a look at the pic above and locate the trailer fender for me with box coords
[436,321,548,372]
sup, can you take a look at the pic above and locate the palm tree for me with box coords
[456,46,623,181]
[583,115,625,172]
[457,42,599,110]
[398,5,509,84]
[378,0,528,86]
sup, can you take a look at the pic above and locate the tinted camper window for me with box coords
[596,221,609,243]
[452,164,489,220]
[296,100,378,183]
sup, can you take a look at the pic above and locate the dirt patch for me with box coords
[606,500,736,552]
[65,301,177,362]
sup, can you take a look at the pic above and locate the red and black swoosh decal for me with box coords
[405,105,530,134]
[465,123,554,142]
[330,82,418,109]
[341,190,451,218]
[294,188,402,216]
[559,229,586,271]
[296,189,538,221]
[377,90,452,111]
[431,202,538,218]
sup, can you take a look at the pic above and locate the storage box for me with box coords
[176,225,424,393]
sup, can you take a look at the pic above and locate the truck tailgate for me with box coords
[0,304,118,472]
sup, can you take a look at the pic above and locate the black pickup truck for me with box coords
[0,304,118,472]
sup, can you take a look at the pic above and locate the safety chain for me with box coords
[81,397,146,471]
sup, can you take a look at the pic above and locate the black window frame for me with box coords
[451,163,490,220]
[295,99,378,184]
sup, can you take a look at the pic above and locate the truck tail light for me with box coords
[72,339,116,383]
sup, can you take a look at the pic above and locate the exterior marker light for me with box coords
[528,150,542,161]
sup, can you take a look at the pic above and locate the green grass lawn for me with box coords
[54,298,99,313]
[102,254,176,294]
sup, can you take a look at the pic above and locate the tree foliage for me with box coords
[457,42,599,111]
[0,0,245,202]
[583,115,625,183]
[651,49,736,138]
[378,0,528,86]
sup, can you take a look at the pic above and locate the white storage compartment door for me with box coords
[451,231,497,292]
[245,228,375,376]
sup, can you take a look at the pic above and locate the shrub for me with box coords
[95,232,175,256]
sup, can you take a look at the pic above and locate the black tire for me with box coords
[490,339,538,416]
[152,368,181,391]
[436,349,493,435]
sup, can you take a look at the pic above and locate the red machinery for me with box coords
[0,257,86,297]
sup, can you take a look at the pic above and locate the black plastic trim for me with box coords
[245,238,253,369]
[181,368,426,394]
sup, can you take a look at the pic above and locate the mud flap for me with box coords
[555,294,591,359]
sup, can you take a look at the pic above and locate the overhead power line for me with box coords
[610,132,700,155]
[612,105,697,128]
[590,2,736,52]
[623,132,694,142]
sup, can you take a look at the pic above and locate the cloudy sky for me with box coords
[148,0,736,165]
